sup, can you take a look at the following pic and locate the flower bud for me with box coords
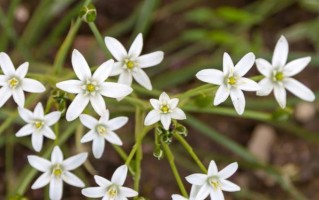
[153,147,164,160]
[175,124,188,137]
[80,3,97,23]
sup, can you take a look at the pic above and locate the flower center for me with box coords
[227,76,237,85]
[208,176,221,191]
[96,125,107,136]
[125,59,135,70]
[160,104,170,113]
[82,80,99,96]
[273,71,284,82]
[34,120,44,129]
[8,77,19,89]
[86,83,96,92]
[52,164,63,178]
[107,185,118,199]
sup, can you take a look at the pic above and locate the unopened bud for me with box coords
[80,3,97,23]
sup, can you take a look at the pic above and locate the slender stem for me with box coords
[88,22,111,58]
[161,141,188,197]
[133,108,144,192]
[174,133,207,173]
[5,133,14,197]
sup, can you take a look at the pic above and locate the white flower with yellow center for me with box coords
[82,165,138,199]
[0,52,45,108]
[79,109,127,159]
[196,52,260,115]
[28,146,88,200]
[256,36,315,108]
[16,102,61,152]
[56,49,133,121]
[144,92,186,130]
[185,161,240,200]
[105,33,164,90]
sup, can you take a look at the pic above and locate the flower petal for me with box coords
[16,62,29,78]
[81,186,106,198]
[195,184,211,200]
[210,188,225,200]
[160,114,171,130]
[128,33,143,58]
[120,186,138,197]
[256,78,273,96]
[51,146,64,164]
[169,98,179,108]
[28,155,51,172]
[93,138,105,159]
[118,70,133,86]
[144,110,160,126]
[94,175,112,187]
[42,126,56,139]
[81,130,96,143]
[105,131,123,145]
[108,116,128,131]
[32,131,43,152]
[0,52,15,75]
[0,86,12,108]
[90,94,106,116]
[16,124,34,137]
[22,78,46,93]
[214,84,230,106]
[111,165,128,186]
[284,78,315,102]
[159,92,170,103]
[110,62,124,76]
[56,80,82,94]
[136,51,164,68]
[66,94,89,121]
[62,152,88,171]
[12,88,25,107]
[274,84,286,108]
[79,114,98,129]
[0,75,6,86]
[223,52,234,76]
[72,49,92,81]
[62,171,85,187]
[218,162,238,179]
[150,99,160,110]
[170,108,186,120]
[283,56,311,77]
[230,88,245,115]
[93,59,114,83]
[104,36,128,61]
[172,194,187,200]
[237,77,261,91]
[18,107,33,122]
[256,58,274,77]
[132,68,152,90]
[208,160,218,176]
[196,69,224,85]
[34,102,44,119]
[31,172,51,189]
[185,173,207,185]
[100,82,132,99]
[234,52,255,77]
[220,179,240,192]
[272,35,288,69]
[49,178,63,200]
[44,111,61,126]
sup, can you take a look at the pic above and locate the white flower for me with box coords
[0,52,45,108]
[56,49,133,121]
[82,165,138,199]
[144,92,186,130]
[172,185,201,200]
[105,33,164,90]
[28,146,88,200]
[16,102,61,152]
[196,52,260,115]
[256,36,315,108]
[185,161,240,200]
[79,109,127,159]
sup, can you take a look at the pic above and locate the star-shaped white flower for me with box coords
[82,165,138,199]
[196,52,260,115]
[256,36,315,108]
[56,49,133,121]
[105,33,164,90]
[144,92,186,130]
[79,109,127,159]
[186,161,240,200]
[16,102,61,152]
[0,52,45,108]
[172,185,200,200]
[28,146,88,200]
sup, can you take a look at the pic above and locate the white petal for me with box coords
[272,35,288,69]
[0,86,12,107]
[208,160,218,176]
[144,110,160,126]
[34,102,44,119]
[93,138,105,159]
[104,36,128,61]
[132,68,152,90]
[16,62,29,78]
[284,78,315,102]
[90,94,106,116]
[210,188,224,200]
[170,108,186,120]
[105,131,123,145]
[62,152,88,171]
[230,88,245,115]
[169,98,179,108]
[44,111,61,126]
[110,62,124,76]
[99,109,110,120]
[0,75,6,85]
[274,84,286,108]
[283,56,311,77]
[93,59,114,83]
[49,178,63,200]
[171,194,187,200]
[66,94,89,121]
[108,116,128,131]
[42,126,56,139]
[28,155,51,172]
[94,175,112,187]
[150,99,160,110]
[81,130,96,143]
[195,184,211,200]
[120,186,138,197]
[234,52,255,77]
[128,33,143,58]
[80,114,98,129]
[136,51,164,68]
[160,114,171,130]
[12,88,25,107]
[118,70,133,86]
[16,124,34,137]
[22,78,46,93]
[62,171,85,187]
[223,52,234,76]
[256,58,274,77]
[18,107,33,122]
[220,179,240,192]
[190,185,201,199]
[256,78,273,96]
[100,82,132,98]
[214,85,230,106]
[159,92,170,103]
[218,162,238,179]
[51,146,64,164]
[81,187,106,198]
[185,173,207,185]
[111,165,128,186]
[196,69,224,85]
[32,131,43,152]
[31,172,51,189]
[56,80,82,94]
[0,52,15,75]
[237,77,261,91]
[72,49,92,81]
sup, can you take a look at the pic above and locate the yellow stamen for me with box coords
[274,71,284,81]
[8,77,19,88]
[126,60,135,69]
[107,185,118,199]
[34,120,44,129]
[228,76,237,85]
[96,125,107,136]
[208,176,221,191]
[53,164,62,177]
[160,105,169,113]
[86,83,95,92]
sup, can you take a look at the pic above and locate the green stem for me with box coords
[133,108,144,192]
[88,22,111,58]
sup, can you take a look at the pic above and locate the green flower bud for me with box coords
[80,3,97,23]
[153,147,164,160]
[175,124,188,137]
[52,89,69,113]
